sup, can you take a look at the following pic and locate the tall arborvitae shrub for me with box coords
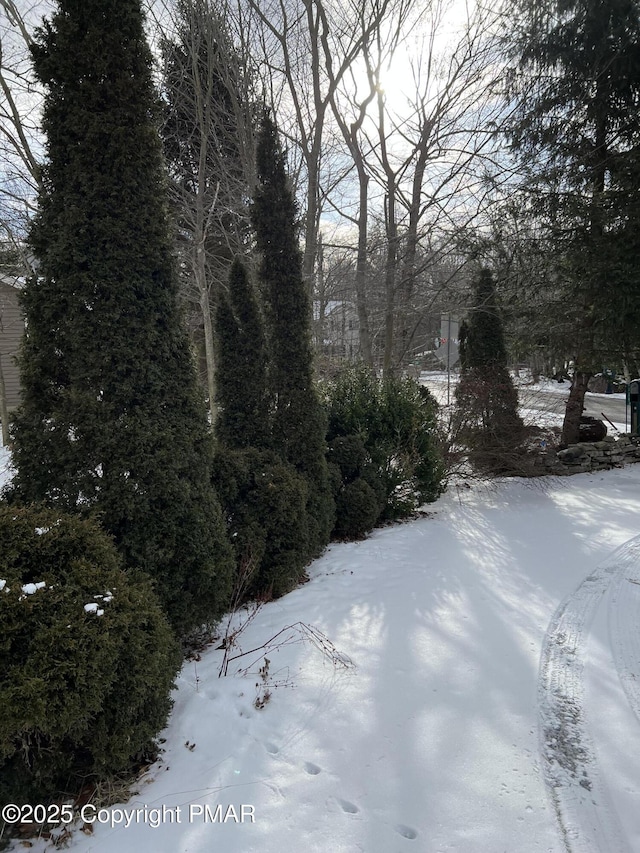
[213,448,309,598]
[252,115,334,554]
[213,260,310,597]
[6,0,232,636]
[454,267,524,472]
[215,258,271,449]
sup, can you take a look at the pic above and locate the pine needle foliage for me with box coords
[214,258,270,449]
[504,0,640,442]
[0,505,180,807]
[328,436,382,540]
[5,0,233,636]
[252,114,334,554]
[325,365,445,524]
[213,448,309,599]
[454,268,524,471]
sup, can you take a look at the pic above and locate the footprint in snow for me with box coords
[337,799,359,814]
[303,762,321,776]
[265,743,279,755]
[394,824,418,840]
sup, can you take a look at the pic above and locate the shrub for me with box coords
[9,0,234,640]
[453,268,524,473]
[453,369,525,473]
[333,477,381,540]
[328,435,369,483]
[213,449,309,599]
[326,460,344,499]
[253,115,334,555]
[324,365,445,523]
[327,435,384,540]
[0,505,180,807]
[214,259,271,450]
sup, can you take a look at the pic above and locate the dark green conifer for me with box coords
[505,0,640,444]
[6,0,233,636]
[214,258,270,448]
[454,268,523,471]
[464,269,511,369]
[212,447,309,599]
[252,114,334,554]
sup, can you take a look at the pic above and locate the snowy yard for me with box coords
[422,369,629,434]
[6,440,640,853]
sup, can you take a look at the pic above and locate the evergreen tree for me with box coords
[6,0,233,637]
[214,258,270,448]
[454,268,523,471]
[464,269,511,369]
[252,114,334,554]
[213,262,312,601]
[504,0,640,444]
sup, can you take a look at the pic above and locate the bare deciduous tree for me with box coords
[357,0,501,375]
[157,0,258,422]
[244,0,397,303]
[0,0,44,237]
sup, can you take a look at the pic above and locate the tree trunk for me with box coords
[315,233,326,353]
[561,369,590,446]
[355,163,373,367]
[377,80,399,379]
[382,188,398,378]
[192,120,218,424]
[302,0,323,299]
[0,354,9,446]
[560,109,604,449]
[200,282,217,426]
[303,147,321,299]
[326,57,376,369]
[395,145,427,367]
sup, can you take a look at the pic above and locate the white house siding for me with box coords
[0,278,24,407]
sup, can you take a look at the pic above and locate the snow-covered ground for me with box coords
[0,445,13,492]
[422,370,629,434]
[6,444,640,853]
[422,368,627,400]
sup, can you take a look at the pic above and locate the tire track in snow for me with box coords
[538,538,640,853]
[609,537,640,727]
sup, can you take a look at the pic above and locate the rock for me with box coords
[557,446,586,462]
[557,464,591,475]
[578,416,607,442]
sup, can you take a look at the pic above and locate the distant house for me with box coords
[314,299,359,360]
[0,273,24,408]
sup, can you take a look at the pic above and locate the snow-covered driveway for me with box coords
[13,463,640,853]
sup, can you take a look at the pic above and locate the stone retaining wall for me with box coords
[543,434,640,475]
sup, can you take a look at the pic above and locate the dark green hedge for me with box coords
[0,504,180,806]
[324,366,445,529]
[213,448,309,599]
